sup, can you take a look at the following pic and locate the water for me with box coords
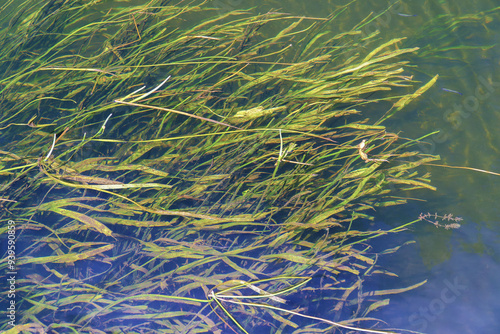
[228,0,500,332]
[3,0,499,332]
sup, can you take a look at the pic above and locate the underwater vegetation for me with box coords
[0,1,443,333]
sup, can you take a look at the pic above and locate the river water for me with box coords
[3,0,499,333]
[230,0,500,333]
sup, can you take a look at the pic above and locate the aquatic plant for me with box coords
[0,1,439,333]
[418,212,462,230]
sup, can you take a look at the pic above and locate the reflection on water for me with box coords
[2,0,499,332]
[352,0,500,332]
[264,0,500,332]
[374,219,500,334]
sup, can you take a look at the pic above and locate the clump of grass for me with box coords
[1,1,439,333]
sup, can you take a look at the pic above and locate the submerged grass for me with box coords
[1,1,440,333]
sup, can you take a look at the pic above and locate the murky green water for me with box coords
[263,1,500,333]
[222,0,499,333]
[2,0,498,333]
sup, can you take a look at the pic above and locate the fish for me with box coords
[441,87,463,95]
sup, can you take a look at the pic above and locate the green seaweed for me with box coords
[0,1,441,333]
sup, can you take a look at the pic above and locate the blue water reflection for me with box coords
[2,0,498,332]
[369,214,500,334]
